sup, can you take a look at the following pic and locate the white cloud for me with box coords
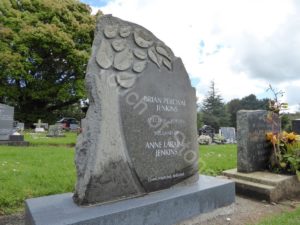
[91,0,300,111]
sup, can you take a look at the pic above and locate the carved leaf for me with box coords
[112,39,127,52]
[148,47,160,68]
[134,29,153,48]
[163,59,172,70]
[113,48,133,71]
[96,39,114,69]
[156,46,171,60]
[104,25,118,38]
[120,26,131,37]
[116,72,136,88]
[133,61,147,73]
[133,48,147,60]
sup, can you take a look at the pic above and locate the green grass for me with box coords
[24,131,77,146]
[253,207,300,225]
[199,144,237,175]
[0,146,75,215]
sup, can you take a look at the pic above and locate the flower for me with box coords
[287,132,296,142]
[266,132,273,141]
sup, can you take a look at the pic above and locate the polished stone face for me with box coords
[73,15,198,205]
[0,104,14,141]
[237,110,280,173]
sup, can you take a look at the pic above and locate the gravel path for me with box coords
[1,196,299,225]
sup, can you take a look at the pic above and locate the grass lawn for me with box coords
[0,146,75,215]
[23,131,77,146]
[253,207,300,225]
[199,144,237,175]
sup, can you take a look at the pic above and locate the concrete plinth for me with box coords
[223,168,300,202]
[25,175,235,225]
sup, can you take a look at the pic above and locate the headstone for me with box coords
[292,119,300,134]
[16,122,25,132]
[47,124,65,137]
[73,15,199,205]
[0,103,14,140]
[237,110,280,173]
[219,127,236,143]
[34,119,48,132]
[198,125,215,139]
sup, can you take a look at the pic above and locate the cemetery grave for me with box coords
[25,15,235,225]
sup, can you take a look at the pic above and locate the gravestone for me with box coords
[34,119,48,132]
[219,127,236,143]
[292,119,300,134]
[47,125,65,137]
[237,110,280,173]
[198,125,215,139]
[0,103,14,141]
[73,15,199,205]
[25,15,235,225]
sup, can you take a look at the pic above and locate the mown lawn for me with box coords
[199,144,237,175]
[23,131,77,146]
[0,146,75,215]
[252,207,300,225]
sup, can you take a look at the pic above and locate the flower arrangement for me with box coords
[265,85,300,180]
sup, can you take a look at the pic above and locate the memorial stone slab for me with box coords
[47,124,65,137]
[237,110,280,173]
[220,127,236,143]
[292,119,300,134]
[74,15,198,205]
[0,103,14,141]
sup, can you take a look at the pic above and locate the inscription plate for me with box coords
[237,110,280,172]
[0,104,14,141]
[120,60,198,191]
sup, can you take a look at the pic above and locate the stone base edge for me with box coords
[25,175,235,225]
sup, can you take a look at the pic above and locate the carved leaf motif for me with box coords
[148,47,160,68]
[116,72,136,88]
[156,46,171,60]
[113,48,133,71]
[96,39,114,69]
[112,39,127,52]
[120,26,131,37]
[134,29,154,48]
[163,59,172,70]
[133,61,147,73]
[104,25,118,38]
[133,48,147,60]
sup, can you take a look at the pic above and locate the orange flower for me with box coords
[266,132,273,141]
[287,132,296,141]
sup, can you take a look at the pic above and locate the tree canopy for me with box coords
[199,81,230,131]
[0,0,97,124]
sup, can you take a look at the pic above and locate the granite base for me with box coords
[25,175,235,225]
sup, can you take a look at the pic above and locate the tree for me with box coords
[200,81,230,131]
[0,0,98,124]
[226,94,269,127]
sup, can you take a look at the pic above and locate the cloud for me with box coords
[87,0,300,111]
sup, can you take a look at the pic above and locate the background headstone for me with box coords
[74,15,198,205]
[292,119,300,134]
[237,110,280,173]
[34,119,48,132]
[47,125,65,137]
[198,125,215,139]
[0,104,14,141]
[219,127,236,143]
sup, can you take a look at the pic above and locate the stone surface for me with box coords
[219,127,236,143]
[74,15,198,205]
[223,168,300,202]
[25,176,235,225]
[237,110,280,173]
[47,125,65,137]
[291,119,300,134]
[0,103,14,141]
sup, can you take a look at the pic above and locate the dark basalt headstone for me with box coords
[73,15,198,205]
[292,119,300,134]
[237,110,280,173]
[0,103,14,141]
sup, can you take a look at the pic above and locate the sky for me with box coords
[80,0,300,112]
